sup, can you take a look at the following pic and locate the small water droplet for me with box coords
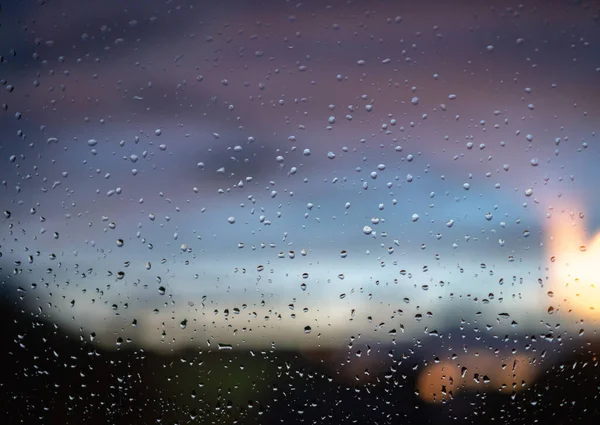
[218,343,233,350]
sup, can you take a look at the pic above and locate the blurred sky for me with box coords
[1,0,600,350]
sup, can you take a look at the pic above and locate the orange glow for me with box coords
[545,205,600,319]
[417,354,536,404]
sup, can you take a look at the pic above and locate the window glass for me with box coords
[1,1,600,423]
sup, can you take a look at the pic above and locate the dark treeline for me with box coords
[1,288,599,425]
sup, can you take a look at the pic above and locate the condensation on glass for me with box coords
[1,1,599,423]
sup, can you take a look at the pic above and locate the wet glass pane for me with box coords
[1,0,600,423]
